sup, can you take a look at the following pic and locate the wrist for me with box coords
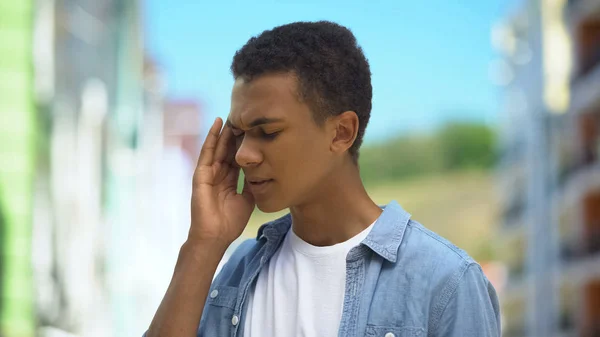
[176,239,229,274]
[183,236,231,255]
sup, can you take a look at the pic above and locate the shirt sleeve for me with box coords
[434,263,501,337]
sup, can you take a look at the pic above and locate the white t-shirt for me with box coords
[243,222,375,337]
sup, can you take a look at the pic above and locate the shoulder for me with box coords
[394,219,484,300]
[404,219,476,267]
[399,220,497,325]
[398,219,478,288]
[213,238,263,285]
[403,219,488,284]
[214,213,291,284]
[226,238,260,264]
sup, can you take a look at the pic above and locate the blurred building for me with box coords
[23,0,153,336]
[163,100,203,161]
[33,0,143,334]
[561,1,600,335]
[17,1,205,335]
[495,0,600,336]
[156,98,204,264]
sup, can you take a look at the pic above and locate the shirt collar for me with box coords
[256,200,411,263]
[256,213,291,242]
[361,200,411,263]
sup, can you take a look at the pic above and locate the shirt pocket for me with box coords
[207,285,238,309]
[200,285,239,337]
[365,325,425,337]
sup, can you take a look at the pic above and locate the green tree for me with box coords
[359,134,443,185]
[359,122,497,184]
[436,122,497,171]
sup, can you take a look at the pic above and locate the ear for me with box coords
[329,111,359,155]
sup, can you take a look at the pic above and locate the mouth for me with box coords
[247,178,274,194]
[248,179,273,186]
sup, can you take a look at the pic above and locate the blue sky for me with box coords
[144,0,519,143]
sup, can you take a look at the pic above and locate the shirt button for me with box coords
[385,333,395,337]
[231,315,239,326]
[260,256,267,264]
[209,290,218,298]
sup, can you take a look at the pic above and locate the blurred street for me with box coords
[0,0,599,336]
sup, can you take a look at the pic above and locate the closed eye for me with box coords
[234,129,280,140]
[260,130,279,140]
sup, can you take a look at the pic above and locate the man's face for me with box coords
[228,73,334,213]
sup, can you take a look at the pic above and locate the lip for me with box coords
[247,178,274,195]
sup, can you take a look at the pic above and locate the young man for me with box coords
[146,21,500,337]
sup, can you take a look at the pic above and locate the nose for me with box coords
[235,137,263,168]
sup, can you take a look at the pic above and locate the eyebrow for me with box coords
[226,117,284,129]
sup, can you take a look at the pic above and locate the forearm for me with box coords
[146,239,229,337]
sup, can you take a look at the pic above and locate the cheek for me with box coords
[274,136,330,181]
[268,137,303,168]
[274,134,325,164]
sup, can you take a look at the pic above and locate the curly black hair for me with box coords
[230,20,372,162]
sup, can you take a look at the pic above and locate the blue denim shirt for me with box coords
[158,200,501,337]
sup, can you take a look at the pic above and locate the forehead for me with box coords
[229,73,306,124]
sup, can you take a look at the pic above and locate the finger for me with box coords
[242,179,255,205]
[197,117,223,167]
[224,163,240,187]
[225,130,238,165]
[214,123,233,163]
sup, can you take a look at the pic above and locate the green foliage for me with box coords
[359,135,443,184]
[437,122,497,171]
[360,122,497,185]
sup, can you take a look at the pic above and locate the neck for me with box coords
[289,161,382,246]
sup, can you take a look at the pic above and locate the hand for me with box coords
[188,117,255,245]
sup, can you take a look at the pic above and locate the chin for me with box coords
[255,198,288,213]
